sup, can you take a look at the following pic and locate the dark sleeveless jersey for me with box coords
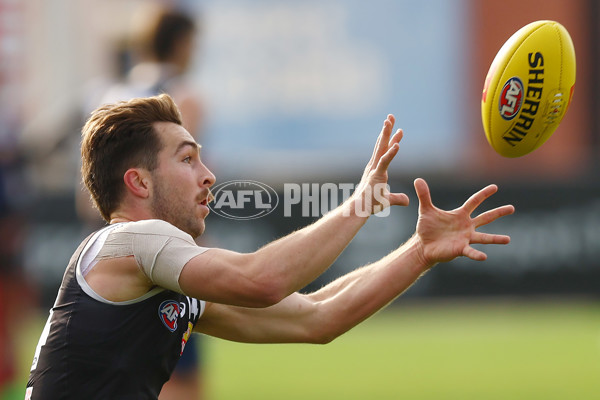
[26,230,203,399]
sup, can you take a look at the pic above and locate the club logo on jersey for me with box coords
[499,77,524,120]
[159,300,181,332]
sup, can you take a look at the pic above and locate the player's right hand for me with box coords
[350,114,410,216]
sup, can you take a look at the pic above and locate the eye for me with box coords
[183,156,192,164]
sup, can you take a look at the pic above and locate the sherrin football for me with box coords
[481,20,576,158]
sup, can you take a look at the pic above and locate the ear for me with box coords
[123,168,151,199]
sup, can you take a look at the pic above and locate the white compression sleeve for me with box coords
[96,219,208,293]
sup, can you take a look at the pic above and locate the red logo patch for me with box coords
[498,77,523,120]
[159,300,181,332]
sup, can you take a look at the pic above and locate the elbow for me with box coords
[254,288,286,308]
[311,331,338,345]
[240,255,292,308]
[307,325,341,345]
[305,312,342,344]
[243,279,289,308]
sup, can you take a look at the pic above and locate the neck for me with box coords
[109,211,140,225]
[109,205,154,225]
[109,217,134,225]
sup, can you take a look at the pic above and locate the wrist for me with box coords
[340,195,372,219]
[405,234,437,272]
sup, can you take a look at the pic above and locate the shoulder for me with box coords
[114,219,194,242]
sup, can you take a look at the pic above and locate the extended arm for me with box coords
[179,116,410,308]
[195,179,514,343]
[195,237,426,344]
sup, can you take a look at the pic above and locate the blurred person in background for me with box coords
[99,4,205,135]
[0,117,36,399]
[26,94,514,399]
[76,6,208,400]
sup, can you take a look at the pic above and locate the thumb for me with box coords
[414,178,433,213]
[388,192,409,207]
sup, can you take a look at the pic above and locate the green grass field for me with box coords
[6,299,600,399]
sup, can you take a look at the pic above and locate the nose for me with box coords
[199,162,216,188]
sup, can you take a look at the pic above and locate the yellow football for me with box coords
[481,20,576,158]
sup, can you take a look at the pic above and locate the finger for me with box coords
[375,142,399,173]
[367,116,394,169]
[473,205,515,227]
[390,128,403,147]
[376,129,403,170]
[366,134,383,168]
[463,245,487,261]
[388,192,410,207]
[471,232,511,245]
[414,178,434,213]
[376,116,394,155]
[462,184,499,214]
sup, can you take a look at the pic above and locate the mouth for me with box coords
[198,189,213,209]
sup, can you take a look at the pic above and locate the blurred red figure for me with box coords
[0,118,37,397]
[0,191,36,397]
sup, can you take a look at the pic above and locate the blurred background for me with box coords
[1,0,599,399]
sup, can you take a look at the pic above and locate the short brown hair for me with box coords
[81,94,182,221]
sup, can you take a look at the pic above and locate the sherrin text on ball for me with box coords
[481,20,576,158]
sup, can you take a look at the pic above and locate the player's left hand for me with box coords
[413,178,515,266]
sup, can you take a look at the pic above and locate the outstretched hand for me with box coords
[413,178,515,266]
[352,115,410,216]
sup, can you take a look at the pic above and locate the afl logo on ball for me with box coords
[498,77,523,120]
[159,300,181,332]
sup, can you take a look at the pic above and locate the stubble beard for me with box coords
[151,179,204,238]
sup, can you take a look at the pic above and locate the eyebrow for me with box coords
[175,140,202,155]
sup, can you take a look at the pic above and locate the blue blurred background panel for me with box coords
[197,0,469,180]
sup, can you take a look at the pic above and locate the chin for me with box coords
[169,219,205,239]
[191,221,206,238]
